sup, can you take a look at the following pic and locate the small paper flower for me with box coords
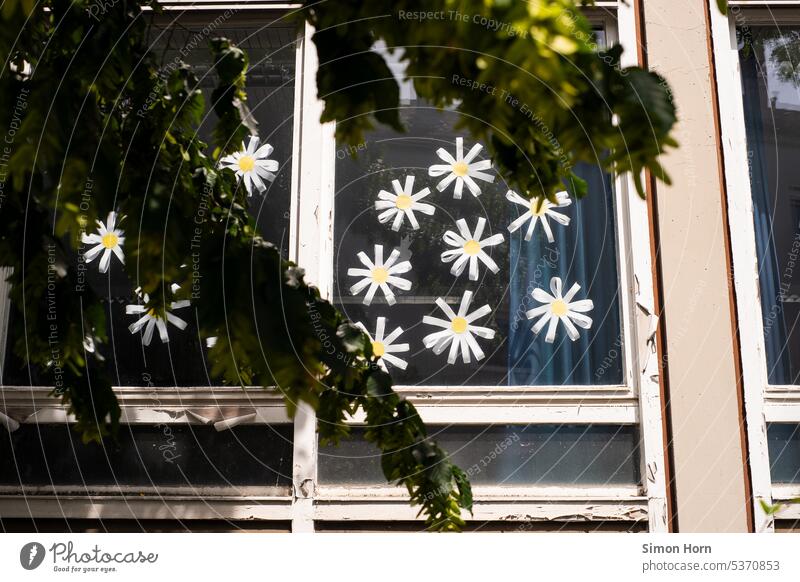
[527,277,593,343]
[356,317,409,370]
[422,290,495,364]
[506,190,572,242]
[347,244,412,305]
[441,217,505,280]
[126,284,191,346]
[428,137,494,199]
[375,175,435,231]
[219,136,279,196]
[82,211,124,273]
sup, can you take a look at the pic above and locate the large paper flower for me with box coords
[126,284,191,346]
[441,217,505,280]
[422,290,495,364]
[506,190,572,242]
[428,137,494,199]
[526,277,593,343]
[220,136,279,196]
[375,175,435,231]
[347,244,412,306]
[356,317,409,370]
[82,211,124,273]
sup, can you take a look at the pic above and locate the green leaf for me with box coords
[365,370,393,398]
[759,499,782,516]
[337,322,368,353]
[567,174,588,199]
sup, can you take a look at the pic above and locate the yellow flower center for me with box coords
[550,299,568,317]
[451,317,468,334]
[463,239,481,256]
[372,341,385,357]
[530,199,549,216]
[452,161,469,177]
[146,308,157,317]
[101,232,118,249]
[238,155,255,172]
[371,267,389,284]
[395,194,412,210]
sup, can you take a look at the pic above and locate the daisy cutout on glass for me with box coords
[506,189,572,242]
[375,175,435,231]
[347,244,412,306]
[356,317,410,370]
[441,217,505,281]
[126,284,191,346]
[82,211,124,273]
[219,135,279,197]
[526,277,594,343]
[422,290,496,364]
[428,137,495,199]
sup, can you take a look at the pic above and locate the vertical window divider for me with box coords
[290,21,337,533]
[616,1,670,532]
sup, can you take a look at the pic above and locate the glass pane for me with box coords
[767,423,800,483]
[332,46,622,386]
[318,424,640,486]
[2,19,297,387]
[0,423,293,494]
[739,26,800,384]
[151,19,296,253]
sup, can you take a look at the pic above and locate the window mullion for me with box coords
[289,21,336,533]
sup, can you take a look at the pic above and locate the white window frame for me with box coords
[711,1,800,532]
[0,1,669,533]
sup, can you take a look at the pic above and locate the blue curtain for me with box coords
[508,163,622,385]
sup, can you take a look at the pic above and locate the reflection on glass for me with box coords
[318,425,640,486]
[0,424,293,493]
[740,26,800,384]
[767,423,800,483]
[333,46,622,386]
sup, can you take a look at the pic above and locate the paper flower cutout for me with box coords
[347,244,412,305]
[428,137,494,199]
[356,317,410,370]
[441,217,505,280]
[220,136,279,196]
[527,277,593,343]
[126,284,191,346]
[375,175,435,231]
[506,190,572,242]
[82,211,124,273]
[422,290,495,364]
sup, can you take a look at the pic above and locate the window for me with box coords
[739,24,800,385]
[711,2,800,531]
[0,2,668,532]
[308,5,669,531]
[319,425,641,486]
[0,9,300,526]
